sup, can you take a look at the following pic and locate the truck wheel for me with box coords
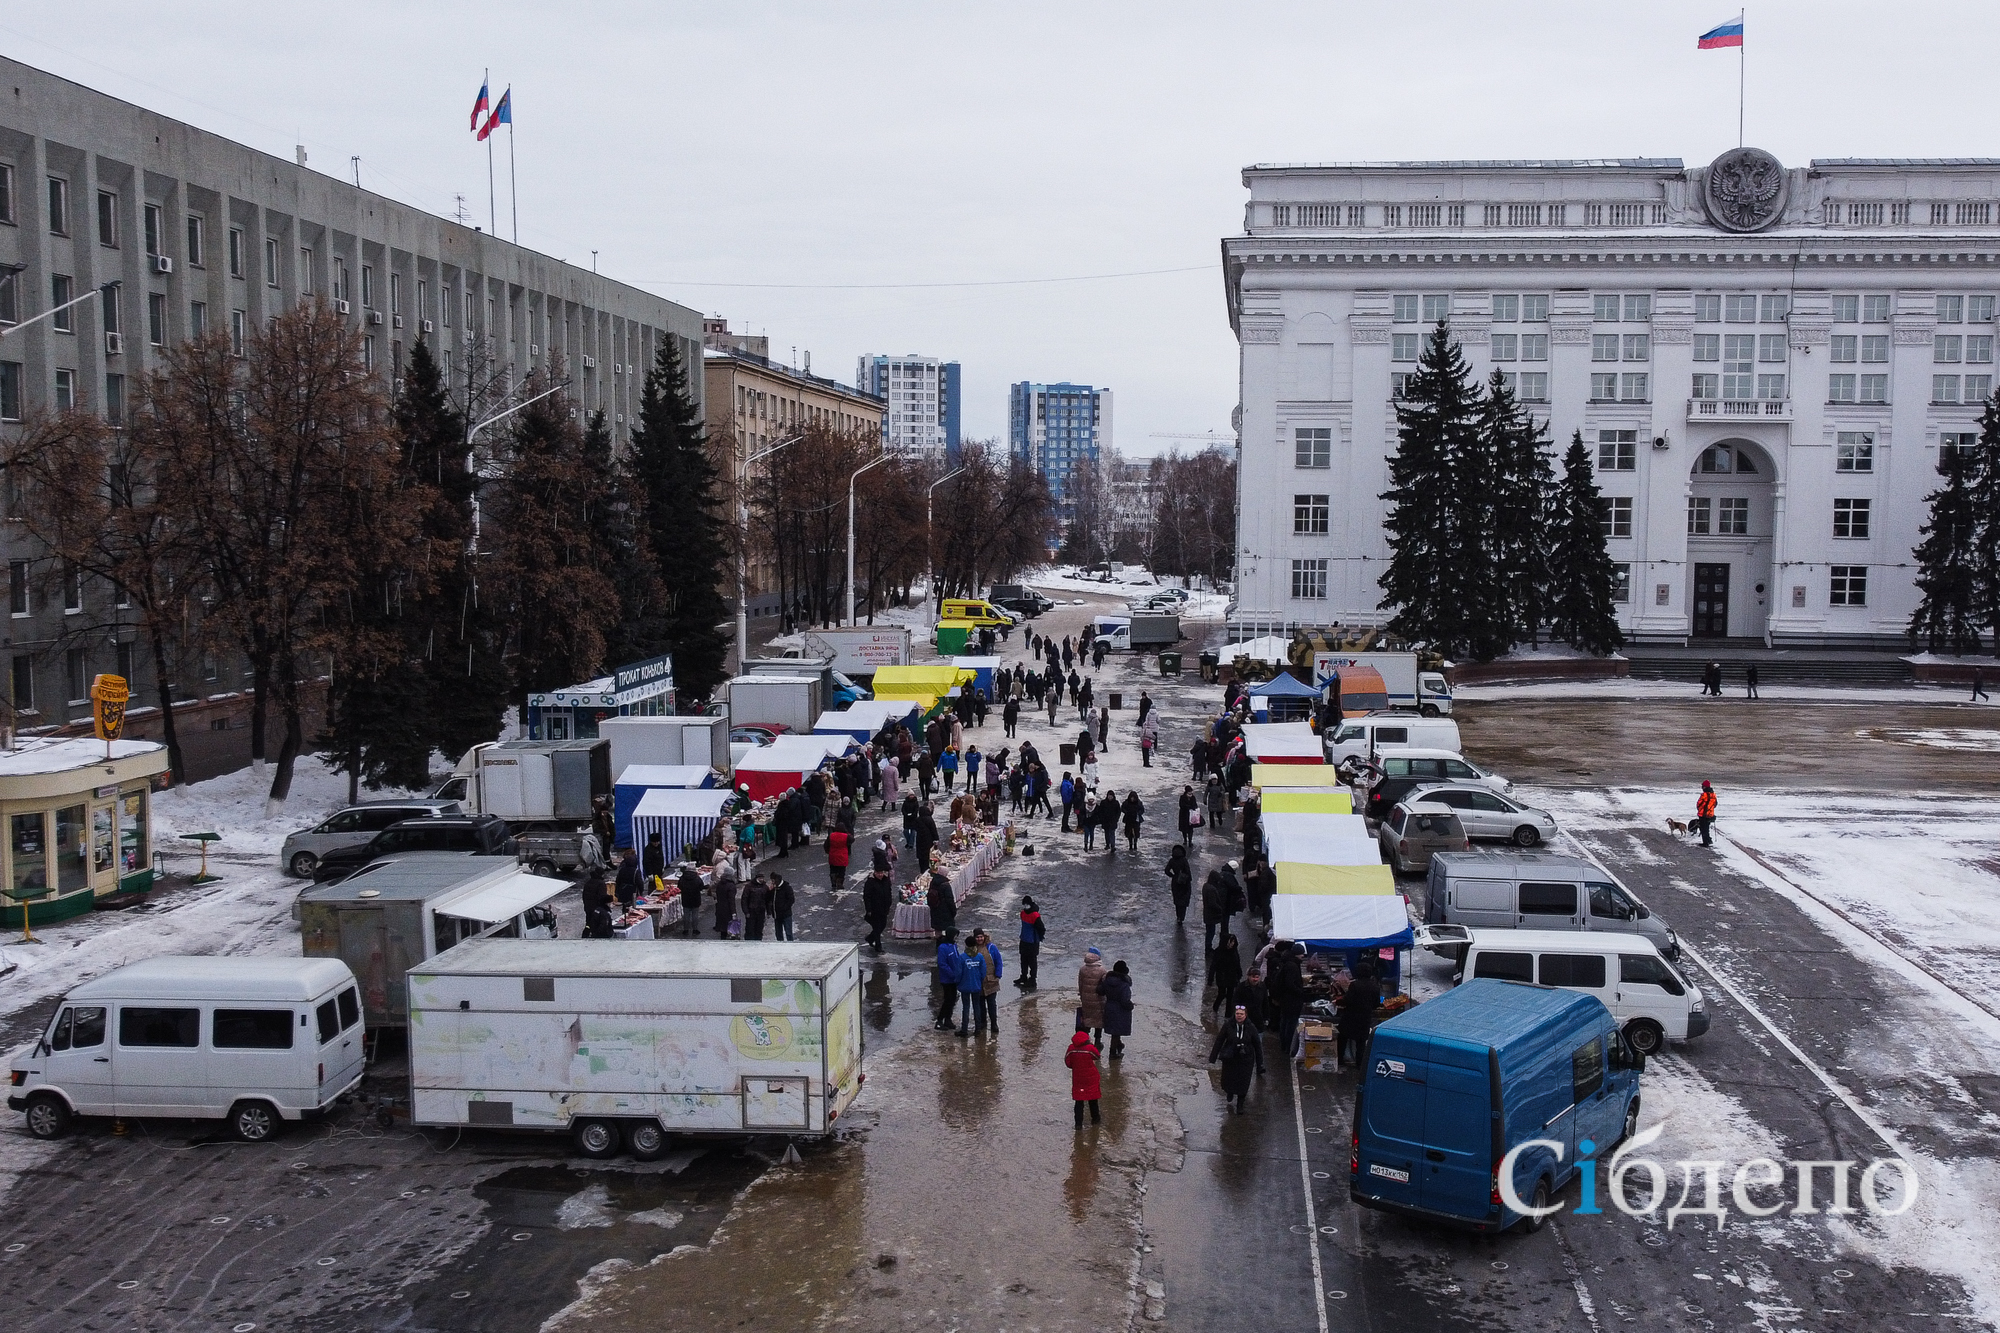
[530,858,559,879]
[572,1118,620,1159]
[1624,1020,1664,1057]
[1512,826,1542,848]
[24,1092,72,1140]
[289,852,318,879]
[1421,705,1440,718]
[623,1120,668,1161]
[1520,1180,1551,1233]
[229,1100,280,1142]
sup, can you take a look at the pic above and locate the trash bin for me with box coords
[1059,743,1078,766]
[1159,651,1183,677]
[1107,692,1123,711]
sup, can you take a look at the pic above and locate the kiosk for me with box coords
[0,739,168,926]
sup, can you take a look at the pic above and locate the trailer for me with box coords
[787,627,912,679]
[406,938,864,1158]
[728,675,822,734]
[1128,612,1182,650]
[431,740,613,831]
[1309,650,1453,716]
[597,716,730,776]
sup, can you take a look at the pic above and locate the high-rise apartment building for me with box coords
[1009,382,1112,516]
[856,354,960,460]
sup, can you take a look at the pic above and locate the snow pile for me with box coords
[1865,727,2000,751]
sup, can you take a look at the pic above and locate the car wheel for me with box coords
[572,1118,620,1159]
[530,858,559,879]
[229,1100,279,1142]
[1617,1096,1641,1146]
[289,851,318,879]
[1420,705,1440,718]
[1512,826,1541,848]
[24,1092,72,1140]
[1624,1020,1664,1057]
[1521,1179,1551,1233]
[623,1120,668,1161]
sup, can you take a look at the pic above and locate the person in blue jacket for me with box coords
[955,937,988,1037]
[1059,772,1077,832]
[933,936,964,1030]
[976,928,1004,1033]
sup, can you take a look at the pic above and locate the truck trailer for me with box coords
[1311,651,1453,716]
[407,938,864,1159]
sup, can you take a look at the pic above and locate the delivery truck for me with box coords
[727,675,821,735]
[742,656,869,710]
[597,715,730,777]
[1128,612,1182,651]
[783,627,912,678]
[431,740,613,831]
[407,938,865,1159]
[1311,651,1453,716]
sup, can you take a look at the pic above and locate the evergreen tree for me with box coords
[629,338,731,702]
[1544,432,1625,656]
[583,409,673,666]
[1483,371,1555,648]
[1969,395,2000,653]
[1909,444,1984,654]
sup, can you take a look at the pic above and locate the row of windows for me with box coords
[1823,201,1994,227]
[1385,292,1994,329]
[1287,554,1877,610]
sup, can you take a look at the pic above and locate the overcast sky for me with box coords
[5,2,1996,454]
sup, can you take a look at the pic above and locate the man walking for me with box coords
[1059,771,1077,833]
[1694,779,1718,848]
[1746,664,1760,700]
[1975,668,1990,702]
[862,867,891,953]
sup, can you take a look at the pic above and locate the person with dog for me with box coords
[1695,780,1718,847]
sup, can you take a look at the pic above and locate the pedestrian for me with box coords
[954,934,987,1037]
[940,746,959,793]
[1003,696,1020,738]
[641,833,666,885]
[927,861,957,941]
[1016,895,1045,989]
[1208,933,1242,1017]
[1209,1005,1261,1114]
[1097,787,1123,855]
[1081,751,1100,792]
[711,854,739,939]
[901,790,919,850]
[772,790,798,859]
[916,802,940,871]
[1093,638,1108,669]
[1137,690,1153,726]
[1695,779,1718,848]
[581,870,614,939]
[1163,844,1192,924]
[1046,688,1060,728]
[1177,786,1197,849]
[934,934,964,1029]
[1246,857,1274,925]
[741,874,770,940]
[614,845,641,909]
[1201,870,1230,956]
[1139,715,1157,767]
[826,821,852,895]
[1098,960,1133,1060]
[1077,947,1108,1047]
[879,754,900,811]
[1059,771,1077,832]
[862,867,891,953]
[1337,961,1381,1069]
[1067,1027,1103,1128]
[1232,969,1269,1051]
[977,929,1003,1033]
[1746,664,1760,700]
[1267,942,1306,1062]
[1120,790,1144,852]
[916,750,935,801]
[1240,791,1262,865]
[1976,668,1991,702]
[676,863,704,938]
[965,744,982,791]
[1097,705,1110,752]
[771,872,796,940]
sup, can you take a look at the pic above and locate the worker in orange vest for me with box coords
[1694,781,1718,848]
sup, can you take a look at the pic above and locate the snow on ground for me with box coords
[1023,566,1231,621]
[1458,676,1997,706]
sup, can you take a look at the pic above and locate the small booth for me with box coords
[1260,790,1351,815]
[871,665,974,720]
[948,655,1002,702]
[1271,894,1415,998]
[1250,762,1338,791]
[612,764,717,850]
[0,738,170,927]
[525,653,677,742]
[1261,811,1371,858]
[733,735,856,802]
[812,699,920,744]
[627,788,734,866]
[1241,721,1322,766]
[1246,673,1321,723]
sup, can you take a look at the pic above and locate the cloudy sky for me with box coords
[5,2,1994,453]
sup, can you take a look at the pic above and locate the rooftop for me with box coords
[0,737,167,778]
[1246,159,1684,174]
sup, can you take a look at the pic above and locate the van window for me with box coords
[1538,953,1607,988]
[1519,882,1578,916]
[1588,883,1636,921]
[1414,813,1461,837]
[1471,951,1534,983]
[1442,759,1480,780]
[315,998,340,1043]
[1572,1037,1604,1103]
[213,1009,296,1049]
[1374,726,1408,743]
[1454,879,1513,912]
[358,807,411,831]
[119,1007,200,1047]
[51,1006,107,1050]
[1384,807,1406,835]
[321,810,366,833]
[1333,725,1365,743]
[338,987,361,1029]
[1620,953,1686,996]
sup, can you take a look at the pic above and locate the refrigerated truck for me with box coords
[407,938,865,1159]
[1311,651,1453,716]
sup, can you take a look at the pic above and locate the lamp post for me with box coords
[845,451,892,626]
[738,433,804,670]
[462,379,571,554]
[0,278,121,342]
[925,465,967,613]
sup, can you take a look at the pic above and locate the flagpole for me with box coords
[484,68,496,233]
[1738,27,1745,147]
[508,117,518,244]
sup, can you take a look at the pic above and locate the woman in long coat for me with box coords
[1162,844,1192,924]
[1209,1004,1260,1114]
[1076,947,1108,1045]
[1338,961,1382,1069]
[1097,959,1134,1059]
[1207,934,1242,1017]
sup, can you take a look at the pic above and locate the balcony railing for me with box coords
[1688,397,1791,421]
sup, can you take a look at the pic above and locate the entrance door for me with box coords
[1692,564,1731,638]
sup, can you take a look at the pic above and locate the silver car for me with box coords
[1407,784,1558,847]
[279,799,462,878]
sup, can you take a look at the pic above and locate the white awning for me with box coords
[436,871,571,924]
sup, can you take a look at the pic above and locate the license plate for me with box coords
[1369,1163,1410,1183]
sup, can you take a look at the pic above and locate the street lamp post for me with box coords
[925,465,967,613]
[461,379,571,554]
[845,451,892,626]
[0,278,121,342]
[738,433,804,671]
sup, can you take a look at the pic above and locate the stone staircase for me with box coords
[1622,644,1914,685]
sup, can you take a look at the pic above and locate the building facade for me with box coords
[1224,152,2000,645]
[1009,381,1113,518]
[855,353,960,460]
[0,55,702,729]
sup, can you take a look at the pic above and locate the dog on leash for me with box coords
[1666,818,1691,837]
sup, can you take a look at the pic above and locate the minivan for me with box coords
[1426,926,1709,1055]
[1423,850,1677,957]
[938,598,1018,629]
[1378,801,1469,873]
[9,956,367,1142]
[1325,716,1462,764]
[1352,978,1643,1233]
[1361,751,1511,823]
[310,815,515,883]
[281,798,462,879]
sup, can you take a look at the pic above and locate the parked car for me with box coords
[1324,716,1463,764]
[1426,926,1709,1056]
[992,591,1056,619]
[310,816,515,884]
[1406,784,1558,847]
[1361,753,1510,824]
[1422,850,1678,958]
[1377,801,1470,874]
[729,723,789,747]
[280,799,463,879]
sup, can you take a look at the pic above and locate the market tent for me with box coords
[434,870,571,925]
[1271,894,1413,950]
[1251,762,1336,790]
[1242,721,1322,764]
[949,656,1002,699]
[733,735,853,801]
[1246,673,1320,721]
[1274,861,1396,896]
[872,665,975,714]
[1225,635,1292,665]
[1265,830,1381,868]
[1260,811,1368,855]
[1260,791,1351,815]
[812,700,919,742]
[627,788,733,864]
[612,764,717,849]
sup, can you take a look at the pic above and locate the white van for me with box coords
[1324,715,1463,763]
[8,956,367,1142]
[1422,926,1708,1055]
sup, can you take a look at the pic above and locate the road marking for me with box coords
[1290,1061,1330,1333]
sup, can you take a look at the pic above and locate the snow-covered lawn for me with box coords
[1023,567,1230,620]
[1459,676,1998,706]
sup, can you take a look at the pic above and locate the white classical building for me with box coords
[1222,153,2000,646]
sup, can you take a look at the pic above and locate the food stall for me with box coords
[871,665,975,720]
[612,764,718,849]
[948,655,1002,701]
[1250,762,1337,790]
[732,735,856,802]
[1246,672,1320,723]
[627,787,734,865]
[890,819,1009,939]
[0,738,168,927]
[1240,721,1323,765]
[811,699,920,744]
[1259,790,1351,815]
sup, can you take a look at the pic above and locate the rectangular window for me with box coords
[1829,565,1867,606]
[1521,294,1548,322]
[1694,333,1720,362]
[1623,333,1650,361]
[362,335,375,371]
[1289,559,1328,600]
[96,190,117,247]
[390,272,401,316]
[333,258,347,302]
[1623,294,1651,322]
[147,292,165,346]
[1294,428,1331,468]
[1517,371,1548,401]
[1593,294,1620,322]
[1967,294,1996,323]
[1591,333,1619,361]
[1491,333,1517,361]
[0,163,12,224]
[1520,333,1547,361]
[1968,335,1994,364]
[1937,295,1964,324]
[212,1009,295,1050]
[54,368,76,412]
[9,655,30,711]
[1717,497,1749,535]
[1599,496,1633,538]
[1935,335,1963,364]
[1757,373,1786,400]
[1589,372,1618,401]
[1836,433,1874,471]
[1621,372,1650,401]
[185,214,204,266]
[1687,496,1711,535]
[118,1007,200,1048]
[299,247,314,295]
[189,301,207,337]
[1940,431,1978,458]
[1828,374,1857,403]
[1967,374,1994,403]
[1421,294,1450,323]
[1722,333,1756,398]
[51,274,74,332]
[62,562,81,613]
[8,560,27,614]
[1692,373,1719,399]
[1831,295,1859,323]
[1830,335,1857,363]
[0,361,19,421]
[1391,333,1419,362]
[1293,494,1330,535]
[1491,294,1518,322]
[1854,334,1887,364]
[47,175,68,234]
[1761,295,1790,322]
[230,309,245,357]
[143,202,161,256]
[1694,294,1721,323]
[1832,498,1871,539]
[0,274,12,325]
[1611,564,1632,603]
[105,373,124,427]
[1860,374,1888,403]
[264,236,279,287]
[1725,295,1757,323]
[1862,294,1890,323]
[1595,430,1637,471]
[101,286,118,336]
[1758,333,1788,362]
[1933,374,1960,404]
[227,226,243,278]
[361,265,374,308]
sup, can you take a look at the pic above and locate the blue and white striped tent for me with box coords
[628,788,733,866]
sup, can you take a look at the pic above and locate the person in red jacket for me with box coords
[825,824,852,894]
[1066,1028,1102,1128]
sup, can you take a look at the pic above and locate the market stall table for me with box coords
[890,823,1007,939]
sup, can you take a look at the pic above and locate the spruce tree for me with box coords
[1968,395,2000,653]
[1484,371,1555,648]
[1545,431,1625,656]
[629,338,731,702]
[1909,444,1984,654]
[583,409,673,666]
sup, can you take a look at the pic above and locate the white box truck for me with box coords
[597,716,729,775]
[1311,651,1454,716]
[727,675,820,735]
[407,938,864,1159]
[792,627,912,679]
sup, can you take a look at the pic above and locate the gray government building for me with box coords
[0,55,702,732]
[1224,150,2000,647]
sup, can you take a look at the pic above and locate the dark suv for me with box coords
[311,816,515,883]
[989,586,1055,619]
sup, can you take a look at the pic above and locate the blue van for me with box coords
[1350,978,1643,1233]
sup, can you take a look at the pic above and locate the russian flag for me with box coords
[1698,14,1744,49]
[469,80,489,133]
[478,88,511,142]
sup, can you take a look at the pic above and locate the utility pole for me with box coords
[926,466,967,613]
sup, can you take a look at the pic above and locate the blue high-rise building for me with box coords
[855,354,961,460]
[1009,382,1113,515]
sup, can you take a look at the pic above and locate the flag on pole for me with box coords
[1697,14,1744,49]
[469,80,490,133]
[478,88,512,142]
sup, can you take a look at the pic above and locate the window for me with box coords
[298,247,314,296]
[1522,294,1548,322]
[8,560,27,614]
[1970,295,1996,323]
[1862,294,1890,323]
[96,190,117,247]
[227,226,244,278]
[1623,333,1650,361]
[315,998,341,1044]
[0,163,12,224]
[189,301,207,337]
[1519,882,1578,916]
[1858,373,1887,403]
[51,274,74,332]
[47,175,68,234]
[1391,333,1418,362]
[362,335,375,371]
[1391,294,1417,323]
[1589,373,1618,401]
[333,257,347,302]
[1571,1037,1605,1103]
[212,1009,295,1050]
[1293,494,1330,534]
[1938,295,1964,323]
[1290,559,1328,600]
[1831,335,1857,363]
[1621,372,1650,401]
[1520,334,1547,361]
[390,272,401,317]
[1829,374,1857,403]
[1758,333,1788,363]
[1624,294,1651,322]
[101,286,119,336]
[1541,953,1608,988]
[1725,295,1757,323]
[1935,334,1963,364]
[1471,951,1535,983]
[142,202,161,257]
[54,369,76,412]
[1694,333,1720,363]
[1593,294,1620,322]
[1833,498,1871,539]
[1611,563,1632,603]
[105,374,124,427]
[1831,295,1860,323]
[1694,294,1721,323]
[1969,335,1994,365]
[1861,335,1888,363]
[1688,496,1711,535]
[48,1006,107,1051]
[1968,375,1994,403]
[1717,497,1749,535]
[1933,375,1961,404]
[0,273,12,326]
[1599,496,1633,538]
[185,214,204,266]
[0,362,19,422]
[1491,333,1517,361]
[1722,333,1755,398]
[1492,294,1518,322]
[1421,294,1449,323]
[1294,427,1331,468]
[262,236,279,287]
[1940,431,1978,459]
[1517,372,1548,401]
[1596,430,1637,471]
[1591,333,1619,362]
[1830,565,1867,606]
[1760,295,1789,323]
[119,1006,200,1047]
[338,987,360,1030]
[1836,433,1874,472]
[1620,953,1685,996]
[230,309,245,357]
[361,264,374,308]
[145,292,165,347]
